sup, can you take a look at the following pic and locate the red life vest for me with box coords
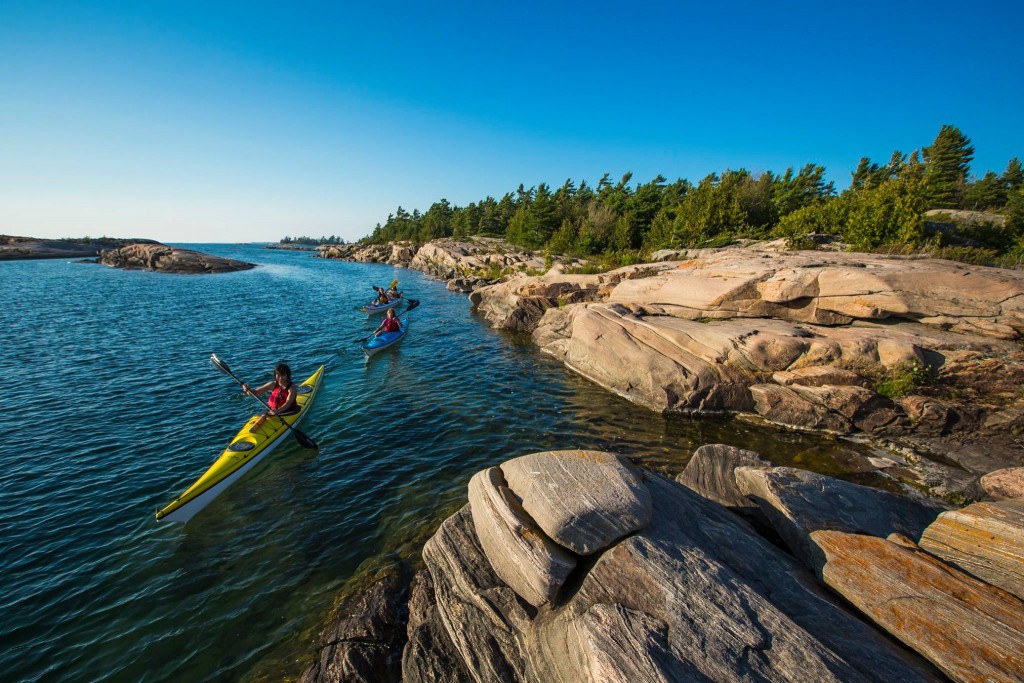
[268,383,293,410]
[381,317,401,333]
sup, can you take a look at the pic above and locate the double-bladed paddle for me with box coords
[354,299,420,343]
[210,354,319,450]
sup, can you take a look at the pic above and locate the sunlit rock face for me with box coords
[98,243,255,274]
[403,451,942,683]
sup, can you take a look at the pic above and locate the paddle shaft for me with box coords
[211,356,318,450]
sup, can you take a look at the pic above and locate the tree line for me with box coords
[362,125,1023,264]
[279,235,347,245]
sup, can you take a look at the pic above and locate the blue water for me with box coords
[0,245,881,682]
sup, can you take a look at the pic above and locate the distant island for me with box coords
[0,235,159,261]
[0,235,253,274]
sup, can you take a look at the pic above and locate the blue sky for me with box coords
[2,1,1022,243]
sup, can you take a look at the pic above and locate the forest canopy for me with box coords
[361,126,1024,267]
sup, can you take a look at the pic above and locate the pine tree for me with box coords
[1003,158,1024,192]
[922,124,974,209]
[963,171,1006,210]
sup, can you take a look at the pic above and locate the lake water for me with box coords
[0,244,884,682]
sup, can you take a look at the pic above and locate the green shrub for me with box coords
[876,363,929,398]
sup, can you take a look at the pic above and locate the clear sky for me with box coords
[2,1,1022,243]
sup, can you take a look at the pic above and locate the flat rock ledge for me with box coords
[303,444,1024,681]
[736,466,948,571]
[919,499,1024,601]
[814,530,1024,683]
[98,243,255,274]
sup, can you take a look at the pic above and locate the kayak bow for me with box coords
[155,365,326,523]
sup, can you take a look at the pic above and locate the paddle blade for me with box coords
[292,428,319,450]
[210,354,232,376]
[389,278,399,289]
[405,299,420,313]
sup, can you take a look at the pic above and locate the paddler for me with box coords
[243,362,298,432]
[373,308,401,336]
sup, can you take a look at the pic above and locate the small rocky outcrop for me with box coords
[304,445,1024,681]
[409,238,548,281]
[397,450,945,682]
[0,234,158,260]
[98,243,254,274]
[813,530,1024,683]
[319,237,588,295]
[918,499,1024,600]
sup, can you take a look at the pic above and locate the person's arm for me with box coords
[373,320,386,336]
[243,380,275,397]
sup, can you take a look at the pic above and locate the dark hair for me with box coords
[274,363,292,381]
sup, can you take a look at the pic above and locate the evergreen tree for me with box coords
[964,171,1006,211]
[923,124,974,209]
[528,183,558,246]
[1003,158,1024,192]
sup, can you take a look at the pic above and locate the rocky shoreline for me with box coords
[300,449,1024,682]
[302,237,1024,681]
[320,237,1024,496]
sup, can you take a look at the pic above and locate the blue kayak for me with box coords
[362,320,409,357]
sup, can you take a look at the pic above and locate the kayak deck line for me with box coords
[155,365,326,523]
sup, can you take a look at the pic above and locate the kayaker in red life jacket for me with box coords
[374,308,401,336]
[242,362,298,432]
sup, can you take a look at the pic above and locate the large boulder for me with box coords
[468,467,577,607]
[981,467,1024,500]
[813,530,1024,683]
[499,451,652,555]
[918,499,1024,600]
[736,467,947,570]
[676,443,771,509]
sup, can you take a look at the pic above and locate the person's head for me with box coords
[274,362,292,384]
[386,308,397,319]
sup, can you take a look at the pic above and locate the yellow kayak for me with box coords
[156,365,325,523]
